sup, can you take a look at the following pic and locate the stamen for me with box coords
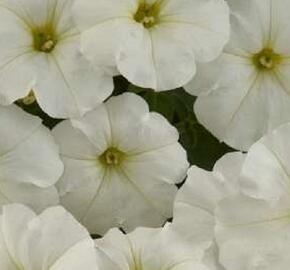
[21,91,36,105]
[141,16,155,25]
[99,148,125,166]
[253,48,281,70]
[32,28,57,53]
[134,2,160,28]
[41,40,55,52]
[105,151,119,165]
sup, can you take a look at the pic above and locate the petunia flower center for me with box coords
[99,148,125,166]
[21,90,36,105]
[253,48,281,70]
[32,26,57,53]
[134,2,160,28]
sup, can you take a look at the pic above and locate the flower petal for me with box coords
[0,123,63,188]
[173,152,244,243]
[240,123,290,202]
[216,194,290,270]
[0,181,59,213]
[61,167,169,235]
[117,26,196,90]
[53,120,102,195]
[0,105,63,188]
[22,206,94,270]
[34,38,113,118]
[160,0,230,62]
[72,0,136,31]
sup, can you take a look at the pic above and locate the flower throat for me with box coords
[134,2,161,28]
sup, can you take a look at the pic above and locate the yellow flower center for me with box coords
[32,25,57,53]
[100,148,125,166]
[253,48,281,70]
[21,90,36,105]
[134,2,160,28]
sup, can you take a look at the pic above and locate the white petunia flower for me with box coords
[216,123,290,270]
[0,0,113,118]
[0,105,63,212]
[94,225,209,270]
[0,204,97,270]
[72,0,230,91]
[53,92,189,235]
[172,152,245,270]
[185,0,290,151]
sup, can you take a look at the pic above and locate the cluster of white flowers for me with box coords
[0,0,289,269]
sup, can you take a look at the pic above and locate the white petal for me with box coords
[193,54,257,151]
[53,120,98,159]
[61,168,169,235]
[22,206,94,269]
[72,0,137,73]
[117,26,196,90]
[173,152,244,243]
[0,2,37,104]
[272,0,290,55]
[202,243,225,270]
[184,57,224,96]
[216,194,290,270]
[96,226,208,270]
[132,226,207,270]
[95,246,123,270]
[72,0,136,31]
[0,181,59,213]
[240,123,290,202]
[0,226,19,270]
[70,104,112,153]
[104,93,181,154]
[0,0,52,26]
[53,120,102,195]
[0,54,36,105]
[95,228,140,270]
[50,239,97,270]
[213,151,245,185]
[72,94,157,154]
[121,150,182,217]
[160,0,230,62]
[33,37,113,118]
[0,123,63,188]
[0,204,97,270]
[1,204,36,266]
[105,93,150,149]
[124,143,188,185]
[80,18,135,75]
[226,0,270,52]
[0,105,63,188]
[0,105,40,154]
